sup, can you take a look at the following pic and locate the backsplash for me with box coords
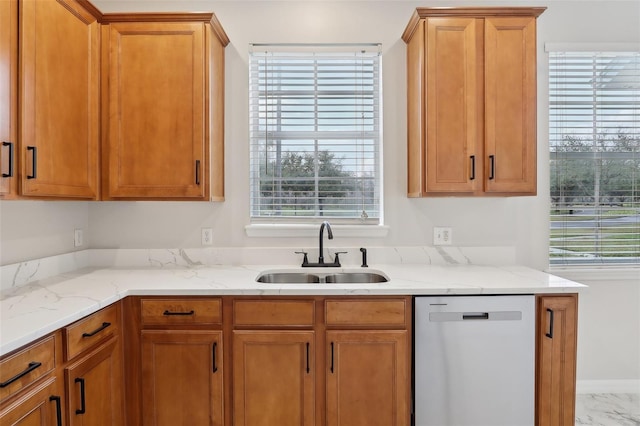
[0,246,516,293]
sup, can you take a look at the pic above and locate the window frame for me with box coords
[248,44,383,227]
[546,43,640,267]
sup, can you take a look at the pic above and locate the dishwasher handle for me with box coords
[462,312,489,320]
[429,311,523,322]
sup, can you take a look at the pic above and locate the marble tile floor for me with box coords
[575,394,640,425]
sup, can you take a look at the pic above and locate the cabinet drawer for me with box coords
[233,300,315,327]
[325,299,407,327]
[0,335,56,402]
[141,298,222,326]
[65,303,119,360]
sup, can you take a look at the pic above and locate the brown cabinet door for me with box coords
[0,0,17,198]
[484,16,537,194]
[65,337,124,426]
[232,331,315,426]
[19,0,99,199]
[140,330,223,426]
[536,295,578,426]
[326,330,409,426]
[425,17,482,194]
[104,22,207,199]
[0,378,62,426]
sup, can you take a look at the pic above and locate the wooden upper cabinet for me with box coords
[20,0,101,199]
[0,0,17,199]
[403,7,545,197]
[101,14,229,200]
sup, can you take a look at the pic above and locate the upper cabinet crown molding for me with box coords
[402,6,546,41]
[100,12,230,46]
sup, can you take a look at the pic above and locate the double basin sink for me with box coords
[256,269,389,284]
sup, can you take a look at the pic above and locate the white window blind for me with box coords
[249,45,382,222]
[549,50,640,265]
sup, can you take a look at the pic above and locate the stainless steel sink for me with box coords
[256,270,388,284]
[256,272,320,283]
[324,272,388,283]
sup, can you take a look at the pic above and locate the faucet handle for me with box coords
[333,251,348,266]
[295,251,309,266]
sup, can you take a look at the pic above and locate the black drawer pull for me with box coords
[50,396,63,426]
[27,146,37,179]
[82,322,111,338]
[0,361,42,388]
[2,141,13,178]
[163,310,195,316]
[195,160,201,185]
[75,377,86,414]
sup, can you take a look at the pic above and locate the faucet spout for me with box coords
[319,221,333,264]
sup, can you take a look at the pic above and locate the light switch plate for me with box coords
[74,229,83,247]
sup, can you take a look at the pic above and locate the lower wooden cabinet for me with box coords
[232,331,315,426]
[65,337,124,426]
[536,294,578,426]
[0,378,62,426]
[326,330,409,426]
[141,330,224,426]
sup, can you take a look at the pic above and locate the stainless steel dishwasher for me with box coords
[414,295,535,426]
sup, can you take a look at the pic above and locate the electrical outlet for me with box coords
[433,227,452,246]
[74,229,83,247]
[201,228,213,246]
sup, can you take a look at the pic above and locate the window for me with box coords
[249,44,382,223]
[548,47,640,265]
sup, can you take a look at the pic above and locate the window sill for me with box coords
[245,223,390,238]
[546,266,639,282]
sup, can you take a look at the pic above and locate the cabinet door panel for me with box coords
[326,330,409,426]
[232,331,315,426]
[484,16,537,194]
[537,295,578,426]
[65,337,124,426]
[20,0,99,198]
[0,378,61,426]
[105,22,206,198]
[425,17,482,193]
[141,330,223,426]
[0,0,17,198]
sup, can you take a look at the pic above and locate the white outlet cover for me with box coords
[433,227,452,246]
[201,228,213,246]
[74,229,83,247]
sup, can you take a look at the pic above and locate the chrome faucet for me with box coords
[297,221,345,267]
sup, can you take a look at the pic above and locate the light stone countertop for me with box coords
[0,262,586,356]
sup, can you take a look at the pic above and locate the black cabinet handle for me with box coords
[82,322,111,338]
[488,155,495,180]
[546,308,554,339]
[330,342,334,374]
[75,377,86,414]
[27,146,37,179]
[50,396,63,426]
[212,342,218,373]
[469,155,475,180]
[2,142,13,178]
[0,361,42,388]
[306,342,310,374]
[163,310,195,316]
[195,160,201,185]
